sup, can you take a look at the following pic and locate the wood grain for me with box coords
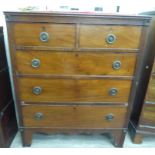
[4,11,151,26]
[22,105,127,128]
[15,51,137,76]
[4,11,151,147]
[141,104,155,126]
[13,23,76,48]
[79,25,142,49]
[146,77,155,102]
[18,77,132,103]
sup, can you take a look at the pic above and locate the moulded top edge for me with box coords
[3,11,152,20]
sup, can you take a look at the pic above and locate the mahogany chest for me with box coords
[0,27,17,147]
[4,12,152,147]
[130,17,155,144]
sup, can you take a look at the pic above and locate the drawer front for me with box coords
[141,104,155,126]
[146,77,155,102]
[22,105,127,128]
[16,51,137,76]
[18,78,132,103]
[13,23,75,48]
[79,25,142,49]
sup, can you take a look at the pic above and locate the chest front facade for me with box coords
[5,12,151,147]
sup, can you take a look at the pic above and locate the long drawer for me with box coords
[141,104,155,126]
[18,78,132,103]
[79,25,142,49]
[145,77,155,102]
[13,23,75,48]
[16,51,137,76]
[22,105,127,128]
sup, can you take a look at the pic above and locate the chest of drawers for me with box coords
[130,17,155,143]
[4,12,152,147]
[0,27,17,147]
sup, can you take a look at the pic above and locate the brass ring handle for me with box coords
[31,59,40,68]
[34,112,44,120]
[105,114,114,121]
[112,60,121,70]
[109,88,118,96]
[40,32,49,42]
[32,86,42,95]
[106,34,116,44]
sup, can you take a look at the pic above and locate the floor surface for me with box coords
[11,132,155,148]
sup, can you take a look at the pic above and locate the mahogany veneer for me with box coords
[4,12,152,147]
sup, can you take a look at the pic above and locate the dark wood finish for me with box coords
[0,69,12,109]
[16,51,137,76]
[0,28,7,70]
[0,101,17,147]
[0,27,17,148]
[129,16,155,144]
[4,11,150,26]
[4,12,152,147]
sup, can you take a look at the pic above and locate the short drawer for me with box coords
[13,23,75,48]
[22,105,127,128]
[16,51,137,76]
[18,78,132,103]
[79,25,142,49]
[141,104,155,126]
[145,77,155,102]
